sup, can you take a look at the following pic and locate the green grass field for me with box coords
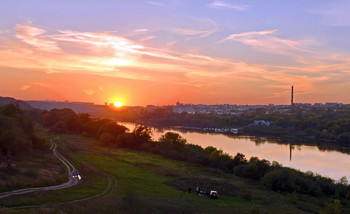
[78,153,181,196]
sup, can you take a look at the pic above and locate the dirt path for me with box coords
[0,138,81,199]
[0,136,118,210]
[66,172,118,204]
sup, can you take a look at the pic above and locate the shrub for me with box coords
[320,200,342,214]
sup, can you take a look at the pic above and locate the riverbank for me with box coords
[115,121,350,180]
[109,106,350,146]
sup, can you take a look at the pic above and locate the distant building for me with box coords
[251,120,271,126]
[203,127,238,134]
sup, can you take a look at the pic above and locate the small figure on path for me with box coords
[7,163,12,172]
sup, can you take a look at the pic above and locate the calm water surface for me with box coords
[119,121,350,181]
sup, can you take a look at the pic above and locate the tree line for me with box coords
[34,108,350,200]
[0,103,45,155]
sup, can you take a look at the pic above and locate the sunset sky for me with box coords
[1,0,350,106]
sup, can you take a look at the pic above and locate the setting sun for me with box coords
[114,101,122,107]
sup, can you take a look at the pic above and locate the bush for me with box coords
[261,169,296,192]
[320,200,342,214]
[99,132,115,145]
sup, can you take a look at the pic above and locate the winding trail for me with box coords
[66,172,118,204]
[0,138,81,199]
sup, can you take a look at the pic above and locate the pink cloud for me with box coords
[207,1,249,11]
[166,41,177,46]
[138,36,155,42]
[15,24,61,52]
[220,29,323,65]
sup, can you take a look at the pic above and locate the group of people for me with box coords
[187,186,210,196]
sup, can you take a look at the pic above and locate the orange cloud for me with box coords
[20,85,31,90]
[84,89,95,95]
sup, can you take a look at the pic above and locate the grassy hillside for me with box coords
[1,134,348,213]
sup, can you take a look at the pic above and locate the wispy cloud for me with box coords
[206,1,248,11]
[147,1,163,6]
[15,24,61,52]
[171,28,216,38]
[134,29,148,33]
[166,41,177,46]
[220,29,277,42]
[220,29,319,63]
[138,36,155,42]
[220,29,299,53]
[20,85,31,90]
[84,89,95,95]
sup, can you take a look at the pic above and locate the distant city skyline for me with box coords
[21,97,347,107]
[1,1,350,106]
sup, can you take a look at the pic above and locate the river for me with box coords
[118,121,350,181]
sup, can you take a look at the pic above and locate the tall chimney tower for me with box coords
[291,86,294,107]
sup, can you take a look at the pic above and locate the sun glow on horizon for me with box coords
[114,100,122,107]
